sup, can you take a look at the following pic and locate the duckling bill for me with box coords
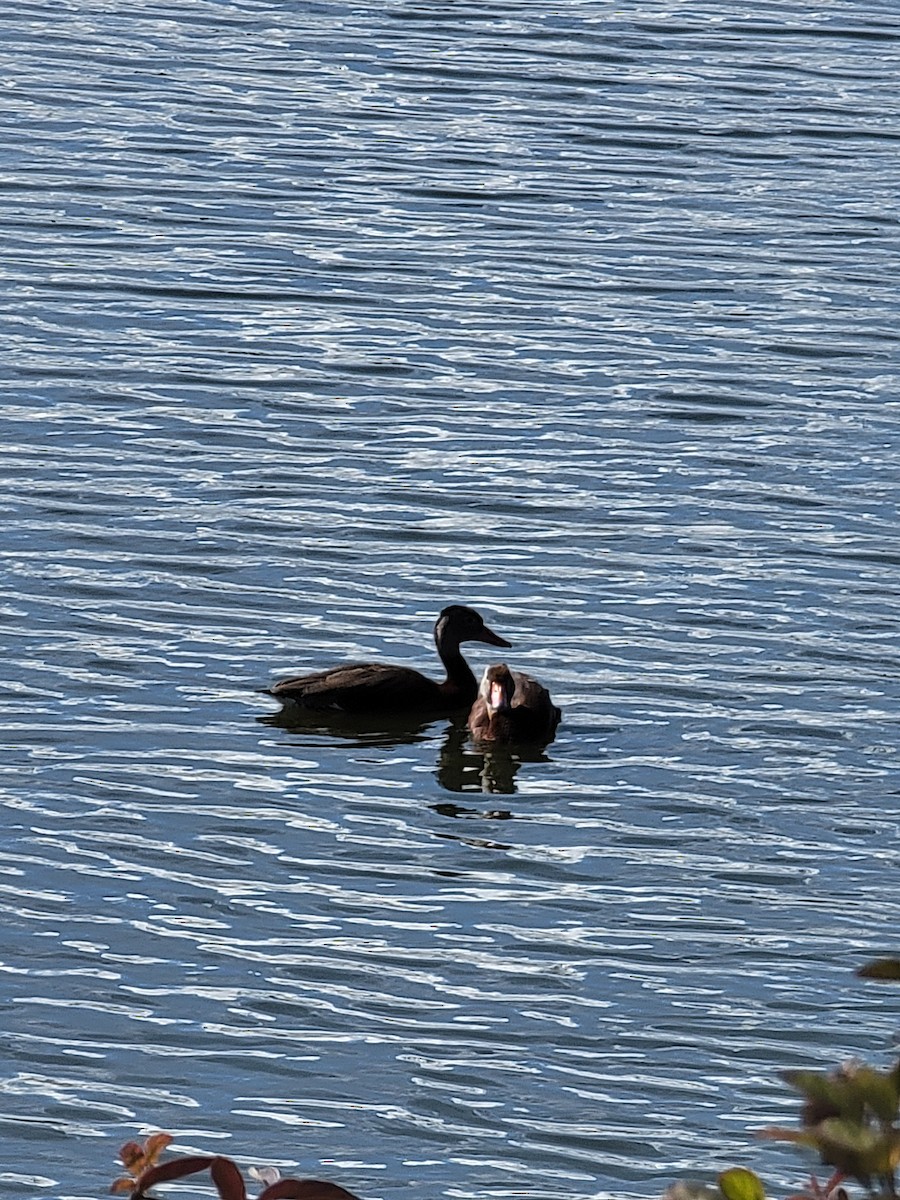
[266,605,510,715]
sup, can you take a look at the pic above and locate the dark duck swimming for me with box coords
[467,662,561,744]
[266,605,511,715]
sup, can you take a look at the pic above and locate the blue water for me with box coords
[2,3,900,1199]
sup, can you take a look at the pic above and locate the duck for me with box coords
[266,605,511,715]
[467,662,561,744]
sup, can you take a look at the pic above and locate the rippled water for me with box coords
[3,2,900,1198]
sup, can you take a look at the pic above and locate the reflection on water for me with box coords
[432,802,514,823]
[260,706,558,795]
[436,717,555,795]
[258,704,437,748]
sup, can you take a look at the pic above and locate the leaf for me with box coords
[782,1067,870,1125]
[844,1064,900,1123]
[718,1167,767,1200]
[257,1180,364,1200]
[857,958,900,982]
[143,1134,174,1160]
[134,1154,217,1190]
[113,1132,176,1193]
[815,1117,894,1180]
[210,1156,248,1200]
[118,1133,174,1178]
[119,1143,146,1171]
[782,1070,845,1115]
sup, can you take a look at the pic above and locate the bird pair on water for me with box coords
[266,604,560,744]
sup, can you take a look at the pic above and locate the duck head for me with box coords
[435,605,511,649]
[479,663,516,714]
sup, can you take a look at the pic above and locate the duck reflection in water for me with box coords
[260,706,548,795]
[435,712,556,796]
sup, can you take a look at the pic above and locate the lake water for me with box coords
[2,2,900,1198]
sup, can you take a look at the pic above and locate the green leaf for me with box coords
[815,1117,896,1181]
[718,1167,767,1200]
[782,1070,861,1124]
[845,1065,900,1123]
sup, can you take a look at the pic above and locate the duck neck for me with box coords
[437,638,477,701]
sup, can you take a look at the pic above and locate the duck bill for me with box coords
[479,625,511,648]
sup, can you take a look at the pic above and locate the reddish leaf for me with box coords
[119,1143,146,1171]
[134,1154,217,1190]
[210,1156,248,1200]
[143,1134,174,1162]
[119,1134,174,1175]
[258,1180,364,1200]
[113,1133,177,1193]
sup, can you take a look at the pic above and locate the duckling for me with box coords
[468,662,560,744]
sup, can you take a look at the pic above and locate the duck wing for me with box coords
[510,671,547,707]
[268,662,440,713]
[511,671,561,738]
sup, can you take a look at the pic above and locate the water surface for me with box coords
[2,3,900,1199]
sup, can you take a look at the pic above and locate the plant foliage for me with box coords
[110,1134,362,1200]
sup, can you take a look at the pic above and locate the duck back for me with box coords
[268,663,444,713]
